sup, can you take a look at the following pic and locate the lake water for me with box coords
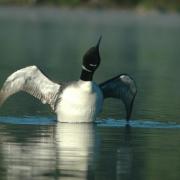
[0,7,180,180]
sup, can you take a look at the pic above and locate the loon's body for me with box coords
[0,38,137,123]
[56,81,103,122]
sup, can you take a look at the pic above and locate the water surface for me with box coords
[0,117,180,180]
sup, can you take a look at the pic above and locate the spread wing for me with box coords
[100,74,137,120]
[0,66,60,111]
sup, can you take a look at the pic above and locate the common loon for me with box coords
[0,37,137,123]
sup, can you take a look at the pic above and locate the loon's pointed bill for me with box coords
[100,74,137,121]
[96,36,102,48]
[0,66,60,110]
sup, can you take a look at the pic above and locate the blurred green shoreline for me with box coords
[0,0,179,13]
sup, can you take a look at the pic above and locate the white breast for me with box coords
[55,80,103,122]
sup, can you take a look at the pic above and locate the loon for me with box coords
[0,37,137,123]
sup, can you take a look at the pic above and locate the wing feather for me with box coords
[100,74,137,100]
[0,66,60,110]
[100,74,137,120]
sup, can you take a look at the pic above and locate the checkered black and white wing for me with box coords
[0,66,60,111]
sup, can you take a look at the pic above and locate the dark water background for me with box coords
[0,7,180,180]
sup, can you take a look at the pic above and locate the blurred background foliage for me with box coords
[0,0,179,12]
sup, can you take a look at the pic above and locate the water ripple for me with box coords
[96,119,180,129]
[0,116,180,129]
[0,116,56,125]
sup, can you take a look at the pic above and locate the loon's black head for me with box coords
[82,36,101,72]
[80,37,102,81]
